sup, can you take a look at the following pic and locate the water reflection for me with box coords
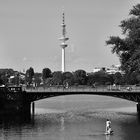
[60,116,65,131]
[136,113,140,122]
[105,135,110,140]
[117,114,140,140]
[0,113,33,126]
[0,113,34,140]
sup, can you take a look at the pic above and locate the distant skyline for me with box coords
[0,0,139,72]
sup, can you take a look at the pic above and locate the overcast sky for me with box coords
[0,0,139,72]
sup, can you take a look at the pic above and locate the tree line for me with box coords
[19,67,127,87]
[0,67,138,87]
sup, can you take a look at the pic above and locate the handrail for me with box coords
[25,85,140,93]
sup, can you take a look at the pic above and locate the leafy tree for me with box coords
[94,71,110,85]
[107,74,114,85]
[136,74,140,83]
[63,72,74,86]
[0,75,9,85]
[113,72,123,85]
[106,4,140,75]
[11,72,20,85]
[51,71,63,85]
[45,78,53,86]
[42,68,52,84]
[25,67,34,86]
[0,69,15,85]
[87,71,114,86]
[0,69,14,76]
[0,76,4,85]
[87,73,96,86]
[34,73,42,86]
[124,71,140,84]
[73,70,87,85]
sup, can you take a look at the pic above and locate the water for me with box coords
[0,95,139,140]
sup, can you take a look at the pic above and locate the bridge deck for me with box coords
[23,87,140,103]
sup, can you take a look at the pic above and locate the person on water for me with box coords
[106,119,112,134]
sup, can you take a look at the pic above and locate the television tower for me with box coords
[59,11,69,72]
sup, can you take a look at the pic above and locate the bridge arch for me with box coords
[25,91,140,113]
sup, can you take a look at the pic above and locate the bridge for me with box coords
[1,86,140,115]
[25,87,140,102]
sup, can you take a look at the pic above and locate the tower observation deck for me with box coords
[59,12,69,72]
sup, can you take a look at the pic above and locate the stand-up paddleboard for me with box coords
[104,130,114,135]
[81,131,114,137]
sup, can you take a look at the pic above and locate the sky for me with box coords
[0,0,139,73]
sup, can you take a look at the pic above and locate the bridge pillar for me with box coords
[22,101,31,115]
[31,102,35,115]
[136,103,140,113]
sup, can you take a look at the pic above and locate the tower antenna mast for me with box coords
[59,10,69,72]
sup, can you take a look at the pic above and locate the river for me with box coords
[0,95,139,140]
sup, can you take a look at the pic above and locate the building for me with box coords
[93,65,123,74]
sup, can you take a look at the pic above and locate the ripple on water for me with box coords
[35,106,137,124]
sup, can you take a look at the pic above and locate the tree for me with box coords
[11,72,20,86]
[45,78,53,86]
[87,73,96,86]
[0,74,9,85]
[25,67,34,86]
[113,72,123,85]
[87,71,111,85]
[73,70,87,85]
[106,4,140,75]
[42,68,52,84]
[63,72,74,86]
[0,76,4,85]
[0,69,15,85]
[34,73,42,86]
[51,71,63,85]
[125,71,140,84]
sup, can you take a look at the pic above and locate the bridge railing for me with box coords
[25,86,100,92]
[24,85,140,93]
[24,85,119,92]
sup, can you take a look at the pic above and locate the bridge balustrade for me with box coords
[24,85,140,93]
[25,86,111,92]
